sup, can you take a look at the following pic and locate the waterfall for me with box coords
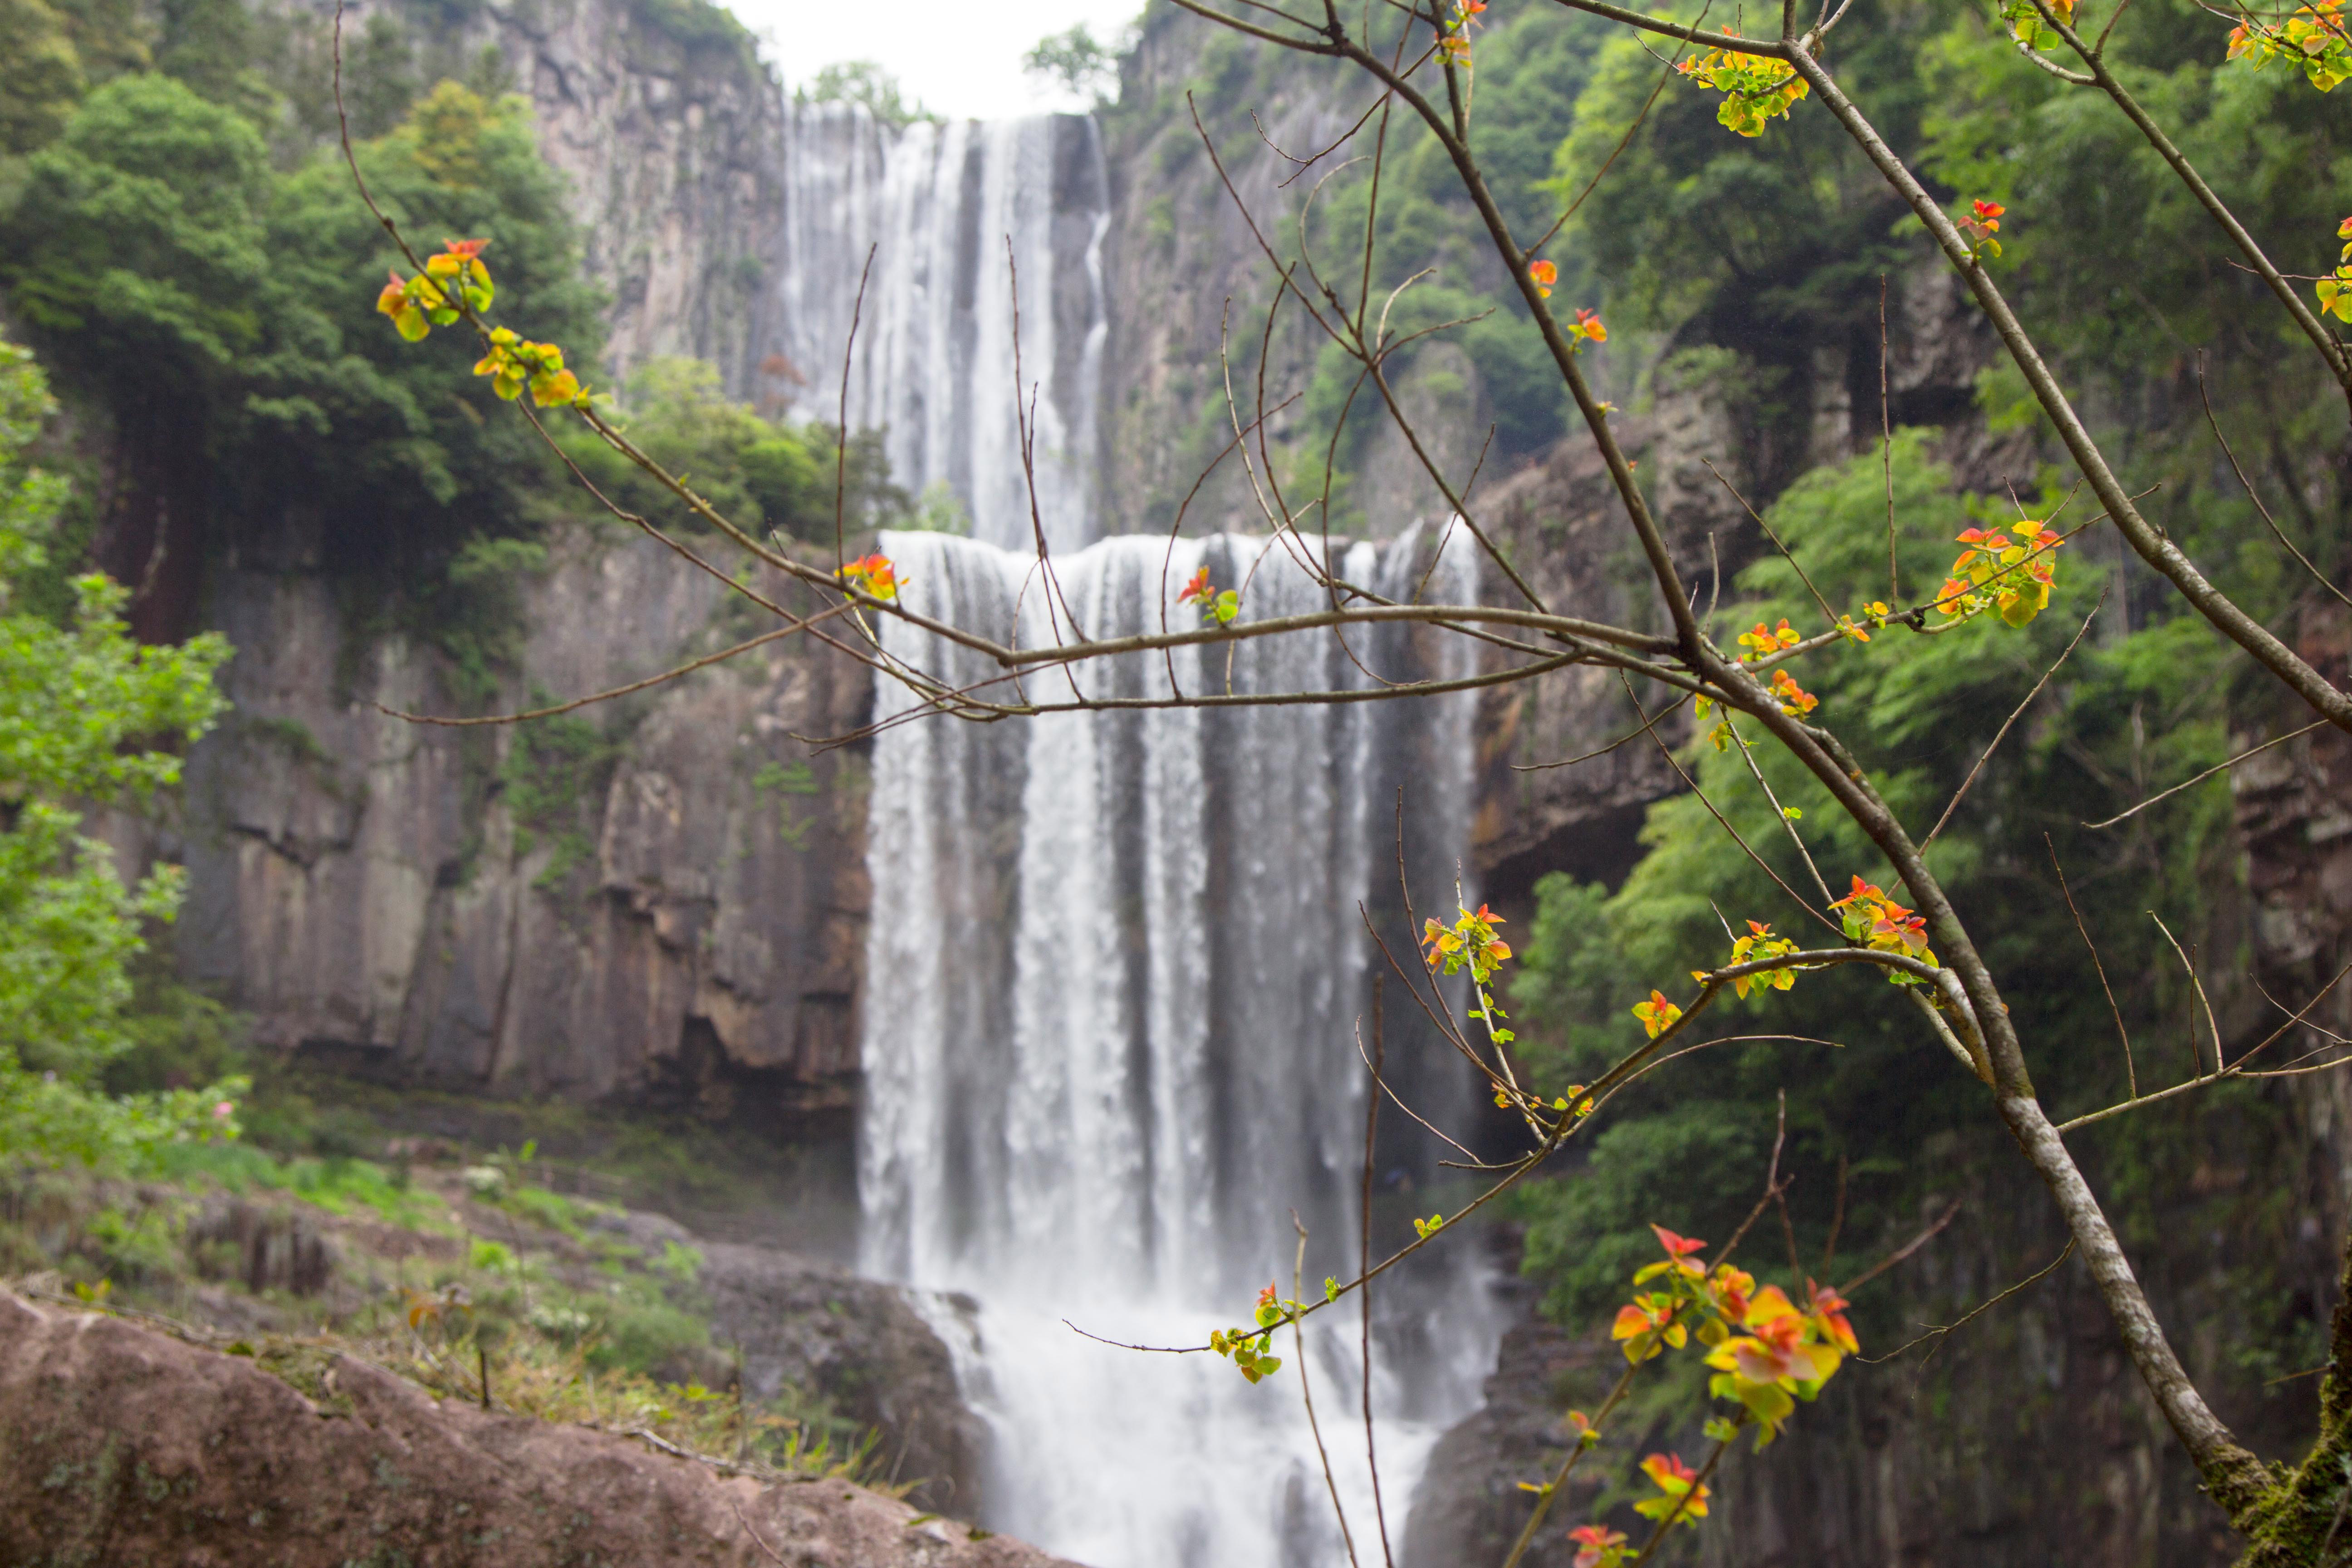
[860,527,1503,1567]
[775,89,1504,1568]
[772,105,1110,555]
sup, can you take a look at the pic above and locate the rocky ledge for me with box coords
[0,1289,1070,1568]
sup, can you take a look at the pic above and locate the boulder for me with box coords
[0,1290,1075,1568]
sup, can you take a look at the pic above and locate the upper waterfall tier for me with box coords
[773,107,1111,555]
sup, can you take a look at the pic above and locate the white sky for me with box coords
[723,0,1150,121]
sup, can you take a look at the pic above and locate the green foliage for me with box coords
[502,697,623,883]
[800,61,934,129]
[1025,23,1123,100]
[0,333,241,1167]
[751,758,822,848]
[0,0,84,156]
[902,479,971,535]
[1510,431,2250,1324]
[556,355,903,541]
[148,1141,453,1230]
[0,75,602,610]
[102,958,250,1098]
[588,1291,708,1372]
[3,73,270,379]
[627,0,752,55]
[437,534,546,703]
[1250,5,1603,514]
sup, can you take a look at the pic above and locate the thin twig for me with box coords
[731,1501,790,1567]
[1362,977,1396,1568]
[1702,458,1839,629]
[1921,591,2103,850]
[1524,4,1705,256]
[2053,956,2352,1132]
[1511,691,1695,773]
[1857,1239,2074,1368]
[1882,274,1898,603]
[834,248,875,577]
[2197,353,2352,610]
[2047,835,2135,1098]
[2084,720,2327,830]
[1770,1089,1803,1282]
[1821,1154,1848,1279]
[1837,1197,1963,1296]
[1291,1214,1362,1568]
[1624,672,1842,935]
[2151,911,2222,1080]
[374,608,855,726]
[1725,714,1834,907]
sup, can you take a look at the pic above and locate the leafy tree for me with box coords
[248,79,603,571]
[0,74,603,605]
[1024,23,1124,100]
[0,332,237,1166]
[2,72,270,406]
[1511,432,2243,1322]
[270,0,2352,1552]
[0,0,83,156]
[801,60,934,129]
[558,355,905,541]
[150,0,273,120]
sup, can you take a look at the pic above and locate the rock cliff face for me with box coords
[360,0,790,390]
[177,516,872,1126]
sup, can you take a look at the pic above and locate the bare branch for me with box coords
[1921,591,2103,850]
[1724,713,1836,907]
[2029,0,2352,403]
[1625,672,1842,935]
[2151,911,2223,1080]
[1857,1238,2075,1367]
[2198,353,2352,610]
[1360,982,1396,1568]
[2085,720,2328,830]
[1837,1196,1963,1295]
[373,606,858,728]
[1881,276,1898,603]
[1538,0,1774,54]
[2047,835,2136,1098]
[1702,457,1839,629]
[1290,1215,1362,1568]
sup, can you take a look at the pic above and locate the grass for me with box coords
[4,1136,895,1494]
[145,1140,456,1232]
[357,1318,887,1486]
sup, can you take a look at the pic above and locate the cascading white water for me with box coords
[772,105,1109,555]
[860,526,1503,1567]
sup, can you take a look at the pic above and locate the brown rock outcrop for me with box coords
[0,1290,1072,1568]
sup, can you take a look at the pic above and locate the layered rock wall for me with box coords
[177,518,872,1122]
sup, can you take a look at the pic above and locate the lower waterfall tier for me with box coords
[858,527,1502,1565]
